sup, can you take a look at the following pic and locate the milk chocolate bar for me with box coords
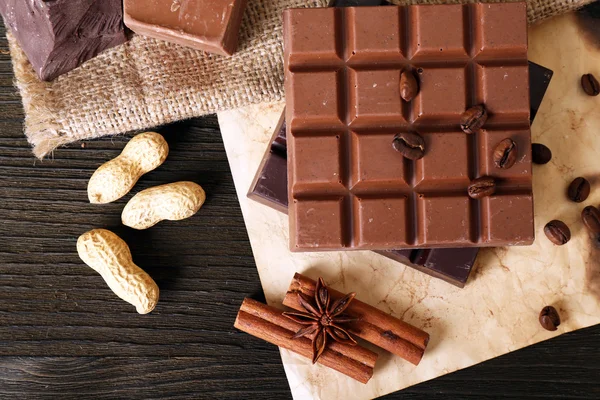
[0,0,127,81]
[248,61,551,287]
[284,4,534,251]
[124,0,248,56]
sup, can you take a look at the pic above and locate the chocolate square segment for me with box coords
[473,3,528,60]
[347,7,404,62]
[410,5,469,61]
[414,133,470,191]
[354,196,409,247]
[351,133,409,192]
[0,0,127,81]
[293,198,346,249]
[284,4,532,251]
[481,194,534,244]
[417,196,472,245]
[477,65,530,123]
[124,0,248,56]
[284,8,341,66]
[288,72,344,130]
[349,69,406,126]
[413,67,468,123]
[292,136,344,193]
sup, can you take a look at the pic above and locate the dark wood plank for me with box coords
[0,15,598,400]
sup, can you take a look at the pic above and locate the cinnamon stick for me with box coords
[283,273,430,365]
[234,298,377,384]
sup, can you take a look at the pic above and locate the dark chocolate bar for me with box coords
[0,0,127,81]
[248,61,552,287]
[529,62,553,121]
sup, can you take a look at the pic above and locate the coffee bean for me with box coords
[392,132,425,160]
[467,176,495,199]
[460,105,488,134]
[539,306,561,331]
[544,220,571,245]
[531,143,552,165]
[582,206,600,234]
[581,73,600,96]
[400,70,419,102]
[567,177,590,203]
[493,138,517,169]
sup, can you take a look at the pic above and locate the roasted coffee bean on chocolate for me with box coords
[581,206,600,234]
[567,177,590,203]
[493,138,517,169]
[460,105,488,134]
[392,132,425,160]
[539,306,561,331]
[400,70,419,102]
[467,177,496,199]
[581,73,600,96]
[544,220,571,245]
[531,143,552,165]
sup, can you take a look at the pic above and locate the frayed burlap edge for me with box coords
[6,0,595,159]
[9,33,69,158]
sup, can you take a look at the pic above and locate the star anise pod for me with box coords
[283,278,358,364]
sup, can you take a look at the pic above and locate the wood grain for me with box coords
[0,20,599,400]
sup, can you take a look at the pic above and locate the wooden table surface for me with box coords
[0,24,599,400]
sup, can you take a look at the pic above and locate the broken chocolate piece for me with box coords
[124,0,248,56]
[0,0,127,81]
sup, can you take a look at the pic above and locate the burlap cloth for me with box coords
[6,0,594,158]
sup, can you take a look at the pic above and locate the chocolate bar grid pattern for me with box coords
[285,4,533,250]
[248,61,551,286]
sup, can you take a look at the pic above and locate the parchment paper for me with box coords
[217,12,600,400]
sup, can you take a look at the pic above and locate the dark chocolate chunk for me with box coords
[0,0,127,81]
[247,115,288,215]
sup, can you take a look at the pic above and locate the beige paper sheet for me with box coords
[217,12,600,400]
